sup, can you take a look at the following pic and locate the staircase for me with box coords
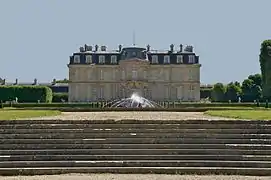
[0,119,271,176]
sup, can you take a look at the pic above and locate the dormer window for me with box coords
[177,55,183,64]
[164,55,170,64]
[151,55,158,64]
[74,55,80,63]
[99,55,105,64]
[111,55,117,64]
[188,55,195,63]
[85,55,92,64]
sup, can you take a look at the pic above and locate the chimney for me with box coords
[179,44,183,52]
[85,45,92,51]
[118,44,122,52]
[170,44,174,52]
[95,45,99,51]
[101,45,106,51]
[147,44,150,52]
[52,78,56,85]
[33,78,37,85]
[15,79,18,85]
[79,46,85,52]
[191,46,194,52]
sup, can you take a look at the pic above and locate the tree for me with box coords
[233,81,241,88]
[211,83,226,102]
[241,79,262,102]
[248,74,262,87]
[225,82,242,102]
[259,40,271,100]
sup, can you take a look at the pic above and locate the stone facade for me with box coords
[68,44,201,102]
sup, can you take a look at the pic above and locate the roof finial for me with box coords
[133,30,136,46]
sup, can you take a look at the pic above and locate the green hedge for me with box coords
[52,93,68,103]
[200,88,212,99]
[5,102,264,108]
[0,86,52,103]
[13,107,256,112]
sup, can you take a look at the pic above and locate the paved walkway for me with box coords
[28,112,235,120]
[0,174,270,180]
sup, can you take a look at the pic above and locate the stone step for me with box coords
[2,133,271,139]
[1,124,270,129]
[1,143,270,150]
[1,160,271,168]
[1,119,270,125]
[1,128,271,134]
[0,167,271,176]
[1,149,271,156]
[1,138,271,144]
[1,154,271,161]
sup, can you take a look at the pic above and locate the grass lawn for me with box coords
[0,109,61,120]
[205,110,271,120]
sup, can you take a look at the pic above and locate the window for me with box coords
[164,55,170,64]
[99,55,105,64]
[188,55,195,63]
[112,70,116,80]
[188,69,193,80]
[111,55,117,64]
[190,85,195,91]
[143,71,147,79]
[152,55,158,64]
[99,87,104,99]
[122,70,125,79]
[85,55,92,64]
[74,55,80,63]
[132,70,137,80]
[100,69,104,80]
[177,55,183,64]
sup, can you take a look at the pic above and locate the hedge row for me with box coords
[0,86,52,103]
[16,107,255,112]
[3,102,264,108]
[52,93,68,102]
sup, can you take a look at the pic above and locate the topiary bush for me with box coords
[0,86,53,103]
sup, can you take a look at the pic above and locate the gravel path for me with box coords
[0,174,270,180]
[28,111,236,120]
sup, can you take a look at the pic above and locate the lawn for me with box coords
[0,109,61,120]
[205,110,271,120]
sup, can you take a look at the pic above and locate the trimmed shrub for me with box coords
[200,88,212,99]
[0,86,52,103]
[11,102,263,108]
[52,93,68,103]
[0,101,3,109]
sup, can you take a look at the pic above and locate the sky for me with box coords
[0,0,270,84]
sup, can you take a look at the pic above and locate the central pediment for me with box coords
[120,47,148,60]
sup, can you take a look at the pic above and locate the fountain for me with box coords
[105,93,162,108]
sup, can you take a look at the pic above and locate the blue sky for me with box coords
[0,0,270,84]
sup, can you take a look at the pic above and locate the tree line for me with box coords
[209,73,262,102]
